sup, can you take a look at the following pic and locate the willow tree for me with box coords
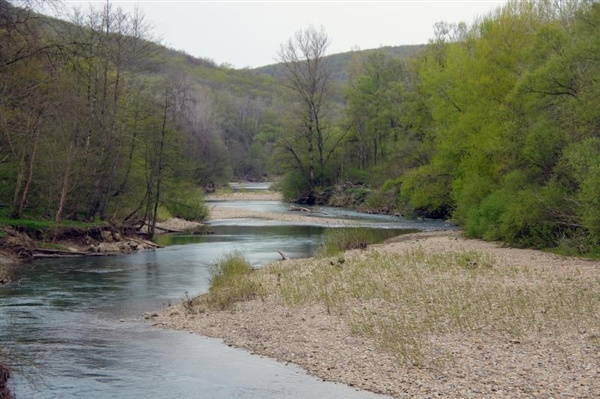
[276,26,344,203]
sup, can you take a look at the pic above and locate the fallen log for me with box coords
[277,250,289,260]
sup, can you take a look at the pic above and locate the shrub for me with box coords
[363,178,403,214]
[399,164,454,219]
[279,170,311,202]
[163,186,208,221]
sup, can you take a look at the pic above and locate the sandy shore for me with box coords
[154,229,600,398]
[206,191,359,226]
[208,205,355,226]
[207,190,283,201]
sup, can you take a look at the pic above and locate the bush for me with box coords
[163,186,208,221]
[399,164,454,219]
[465,178,569,249]
[279,170,311,202]
[363,178,403,214]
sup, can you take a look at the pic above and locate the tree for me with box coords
[276,26,345,203]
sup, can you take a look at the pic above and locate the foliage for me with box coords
[162,185,208,222]
[339,0,600,253]
[4,0,600,252]
[279,170,311,202]
[0,2,281,234]
[255,44,424,83]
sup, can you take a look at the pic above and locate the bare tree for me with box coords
[0,0,63,69]
[277,26,344,202]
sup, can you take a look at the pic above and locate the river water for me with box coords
[0,193,454,398]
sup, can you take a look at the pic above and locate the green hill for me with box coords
[253,45,424,82]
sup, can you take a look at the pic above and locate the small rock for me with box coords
[100,230,114,242]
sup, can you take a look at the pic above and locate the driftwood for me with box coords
[152,225,181,233]
[289,205,310,212]
[277,250,289,260]
[289,205,330,215]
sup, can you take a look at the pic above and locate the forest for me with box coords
[2,0,600,254]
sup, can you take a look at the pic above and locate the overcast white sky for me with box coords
[64,1,506,69]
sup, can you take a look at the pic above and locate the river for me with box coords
[0,191,454,398]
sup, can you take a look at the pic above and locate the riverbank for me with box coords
[207,190,282,201]
[155,231,600,398]
[0,216,204,265]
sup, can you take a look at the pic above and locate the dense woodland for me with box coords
[2,0,600,253]
[0,0,286,235]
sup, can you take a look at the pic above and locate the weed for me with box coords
[190,251,265,311]
[270,248,600,365]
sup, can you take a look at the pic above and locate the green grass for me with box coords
[189,251,265,311]
[0,208,104,231]
[270,248,599,366]
[319,227,379,256]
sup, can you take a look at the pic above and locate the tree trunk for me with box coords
[55,159,71,224]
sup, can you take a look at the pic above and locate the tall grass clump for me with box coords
[191,251,264,311]
[319,227,378,256]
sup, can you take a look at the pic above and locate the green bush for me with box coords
[399,164,454,219]
[344,167,370,185]
[577,164,600,240]
[465,177,569,249]
[280,170,311,202]
[163,186,208,221]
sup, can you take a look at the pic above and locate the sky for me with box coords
[63,1,506,69]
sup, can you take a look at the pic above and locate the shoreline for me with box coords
[154,230,600,398]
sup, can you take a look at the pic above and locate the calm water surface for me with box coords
[1,199,453,398]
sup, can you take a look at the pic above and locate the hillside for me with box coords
[253,44,424,82]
